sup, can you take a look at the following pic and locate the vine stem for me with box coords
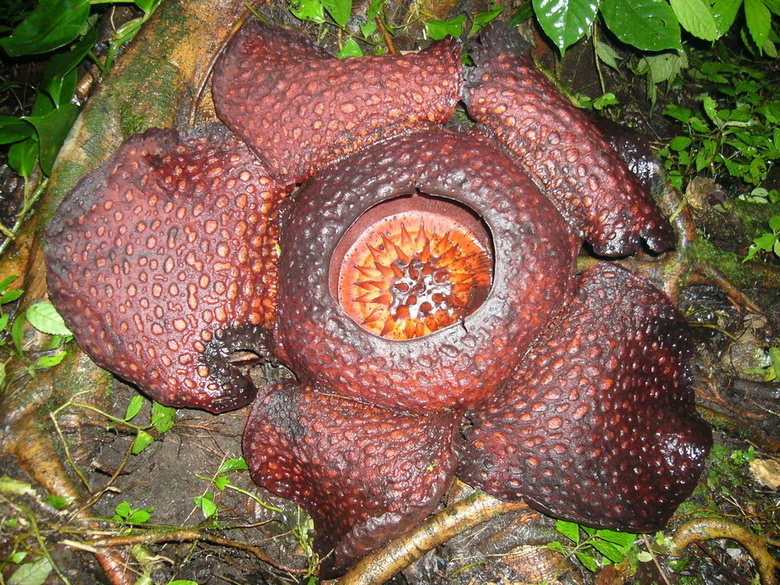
[337,492,528,585]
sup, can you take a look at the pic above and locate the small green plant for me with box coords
[660,62,780,191]
[123,396,177,454]
[705,444,756,495]
[548,519,647,572]
[111,500,153,525]
[744,216,780,262]
[194,457,282,521]
[0,275,73,393]
[745,346,780,381]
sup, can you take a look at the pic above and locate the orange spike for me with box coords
[362,308,384,325]
[374,261,395,278]
[400,222,414,251]
[393,243,410,265]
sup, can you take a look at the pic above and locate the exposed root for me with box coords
[672,517,780,585]
[336,492,528,585]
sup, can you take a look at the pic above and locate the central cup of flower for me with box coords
[331,195,493,340]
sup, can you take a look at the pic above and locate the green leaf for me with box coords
[0,116,35,145]
[47,494,72,509]
[745,0,772,49]
[113,501,131,520]
[134,0,161,14]
[591,538,627,563]
[41,28,98,106]
[601,0,682,51]
[0,274,19,294]
[0,476,36,496]
[471,5,504,35]
[22,101,80,175]
[151,402,176,433]
[1,289,24,304]
[664,103,692,122]
[11,312,26,355]
[595,529,636,547]
[670,136,692,151]
[425,15,466,40]
[217,457,249,474]
[575,549,599,571]
[711,0,743,34]
[751,232,776,251]
[556,519,581,543]
[322,0,352,27]
[214,475,230,490]
[132,430,155,454]
[126,507,152,524]
[36,352,67,368]
[0,0,90,57]
[195,493,217,518]
[508,3,534,25]
[533,0,599,53]
[125,395,145,421]
[26,302,73,336]
[291,0,325,23]
[360,20,377,36]
[338,38,363,58]
[669,0,719,40]
[8,556,52,585]
[0,314,9,332]
[366,0,384,20]
[547,541,566,554]
[595,41,620,70]
[8,137,38,177]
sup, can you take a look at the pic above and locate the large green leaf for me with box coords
[711,0,743,34]
[0,116,35,145]
[0,0,90,57]
[745,0,772,48]
[601,0,683,51]
[23,102,80,175]
[670,0,719,40]
[533,0,599,53]
[322,0,352,27]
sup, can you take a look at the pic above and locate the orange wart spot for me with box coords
[336,197,492,340]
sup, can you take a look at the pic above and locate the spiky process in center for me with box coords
[336,199,492,340]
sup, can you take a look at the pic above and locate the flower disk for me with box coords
[336,202,493,340]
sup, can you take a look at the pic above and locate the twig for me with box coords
[376,18,396,55]
[90,528,306,575]
[642,534,672,585]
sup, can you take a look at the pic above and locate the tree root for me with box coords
[335,492,529,585]
[672,517,780,585]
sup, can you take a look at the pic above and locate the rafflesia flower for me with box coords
[45,20,712,577]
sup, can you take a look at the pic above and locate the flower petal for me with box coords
[243,382,459,576]
[458,263,712,531]
[465,24,673,257]
[212,20,462,184]
[45,124,288,412]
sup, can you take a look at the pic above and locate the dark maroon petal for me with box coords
[45,124,288,413]
[274,128,580,413]
[212,20,462,184]
[465,24,673,257]
[458,263,712,531]
[243,382,459,576]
